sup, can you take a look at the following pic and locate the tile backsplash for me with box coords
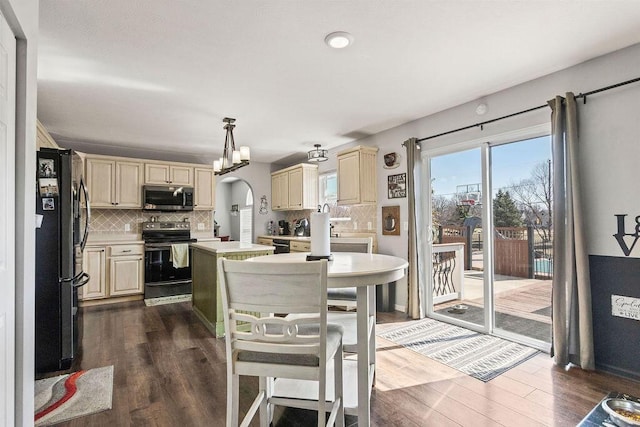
[90,209,213,236]
[282,203,377,235]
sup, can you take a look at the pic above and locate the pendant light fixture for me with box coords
[307,144,328,162]
[213,117,250,176]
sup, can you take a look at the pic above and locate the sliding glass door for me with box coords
[429,148,486,329]
[426,135,552,349]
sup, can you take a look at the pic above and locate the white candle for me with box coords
[232,150,241,164]
[240,146,251,161]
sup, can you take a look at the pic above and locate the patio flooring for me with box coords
[434,271,552,343]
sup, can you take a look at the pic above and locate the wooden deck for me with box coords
[435,272,553,342]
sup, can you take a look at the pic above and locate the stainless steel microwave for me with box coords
[143,185,194,211]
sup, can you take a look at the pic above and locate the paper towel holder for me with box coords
[306,254,334,261]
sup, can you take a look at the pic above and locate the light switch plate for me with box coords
[197,223,205,230]
[124,223,130,232]
[367,222,372,230]
[403,221,409,231]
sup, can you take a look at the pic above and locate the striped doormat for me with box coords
[377,318,539,382]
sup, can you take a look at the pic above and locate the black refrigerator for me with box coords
[35,148,90,374]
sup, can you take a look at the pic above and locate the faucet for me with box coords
[319,203,330,213]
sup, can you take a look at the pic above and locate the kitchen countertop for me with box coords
[86,234,144,245]
[258,235,311,241]
[87,233,219,245]
[191,241,275,254]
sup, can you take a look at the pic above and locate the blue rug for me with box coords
[378,317,539,382]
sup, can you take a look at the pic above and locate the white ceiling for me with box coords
[37,1,640,165]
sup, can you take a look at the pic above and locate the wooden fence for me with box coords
[439,225,534,278]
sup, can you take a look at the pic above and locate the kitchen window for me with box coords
[319,171,337,206]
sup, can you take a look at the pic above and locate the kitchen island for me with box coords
[191,241,274,337]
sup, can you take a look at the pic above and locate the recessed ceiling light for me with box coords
[324,31,354,49]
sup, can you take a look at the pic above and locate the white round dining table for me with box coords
[247,252,408,427]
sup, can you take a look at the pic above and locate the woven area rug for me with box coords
[378,318,539,382]
[35,365,114,426]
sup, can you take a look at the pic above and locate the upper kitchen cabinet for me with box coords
[36,120,60,149]
[337,145,378,205]
[144,162,193,186]
[85,155,143,208]
[194,167,216,210]
[271,163,318,211]
[271,170,289,210]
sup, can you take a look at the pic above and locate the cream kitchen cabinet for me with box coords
[337,145,378,205]
[271,163,318,211]
[86,156,143,208]
[290,240,311,252]
[108,244,144,297]
[257,237,274,246]
[79,246,107,300]
[79,243,144,302]
[271,170,289,210]
[36,120,60,149]
[194,167,216,210]
[144,162,193,186]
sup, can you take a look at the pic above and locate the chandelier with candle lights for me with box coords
[213,117,250,176]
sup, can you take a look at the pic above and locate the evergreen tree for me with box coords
[493,189,523,227]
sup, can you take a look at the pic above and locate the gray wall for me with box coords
[214,161,283,241]
[314,43,640,322]
[315,42,640,377]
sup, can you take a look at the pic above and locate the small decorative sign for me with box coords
[383,152,401,169]
[382,205,400,236]
[387,173,406,199]
[611,294,640,321]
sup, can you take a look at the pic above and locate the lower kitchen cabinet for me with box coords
[257,237,274,246]
[80,246,107,300]
[290,240,310,252]
[80,243,144,301]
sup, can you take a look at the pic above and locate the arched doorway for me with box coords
[215,177,253,242]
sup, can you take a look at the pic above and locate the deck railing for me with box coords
[432,243,465,304]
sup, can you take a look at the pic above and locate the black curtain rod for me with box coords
[416,76,640,143]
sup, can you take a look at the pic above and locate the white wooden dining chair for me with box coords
[218,258,345,427]
[327,238,373,311]
[326,237,373,353]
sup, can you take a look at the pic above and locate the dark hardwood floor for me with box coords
[50,301,640,426]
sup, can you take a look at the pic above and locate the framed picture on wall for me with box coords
[388,173,406,199]
[382,205,400,236]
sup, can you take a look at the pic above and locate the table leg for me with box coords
[356,285,373,427]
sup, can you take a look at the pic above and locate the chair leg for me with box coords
[258,377,272,427]
[227,371,239,427]
[334,344,345,427]
[318,365,327,427]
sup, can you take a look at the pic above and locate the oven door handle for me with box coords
[145,243,193,250]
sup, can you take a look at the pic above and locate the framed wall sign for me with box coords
[382,205,400,236]
[388,173,406,199]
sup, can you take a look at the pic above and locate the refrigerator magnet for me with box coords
[39,178,59,196]
[42,197,55,211]
[38,158,56,178]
